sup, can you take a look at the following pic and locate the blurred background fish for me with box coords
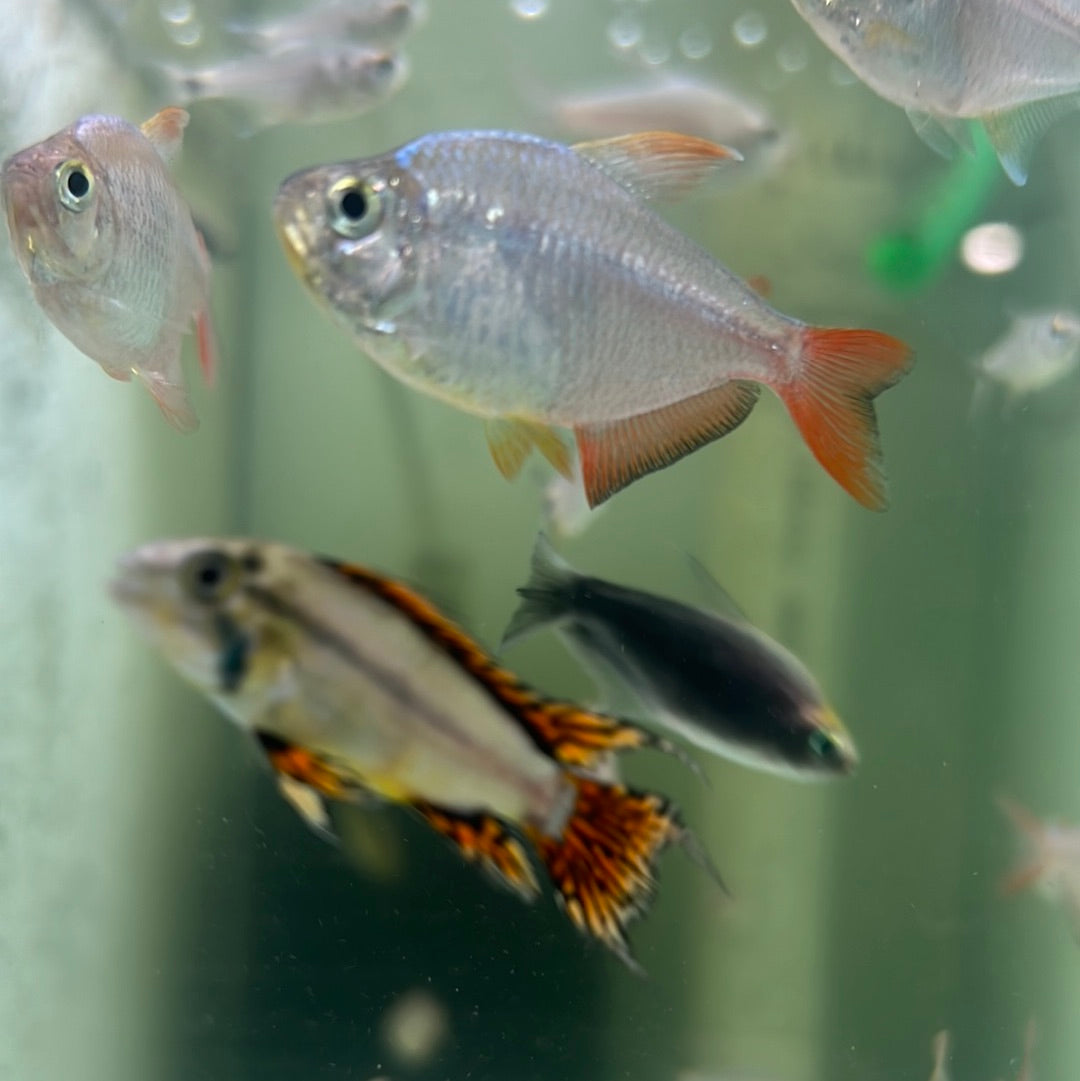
[156,44,407,133]
[274,129,912,510]
[543,71,789,180]
[0,107,215,430]
[972,309,1080,416]
[999,795,1080,940]
[790,0,1080,183]
[502,535,858,780]
[226,0,425,54]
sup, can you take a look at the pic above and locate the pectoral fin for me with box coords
[277,774,338,845]
[412,802,541,901]
[485,417,572,480]
[572,131,742,201]
[140,107,189,165]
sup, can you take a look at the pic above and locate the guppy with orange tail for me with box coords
[110,537,719,969]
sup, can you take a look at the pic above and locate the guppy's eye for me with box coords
[55,159,94,212]
[808,730,839,761]
[181,549,239,605]
[328,176,382,239]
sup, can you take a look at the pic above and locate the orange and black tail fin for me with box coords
[528,775,723,972]
[413,802,541,902]
[779,327,912,510]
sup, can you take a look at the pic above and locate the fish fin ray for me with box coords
[276,774,339,845]
[486,417,571,480]
[575,380,761,507]
[997,794,1051,895]
[413,802,540,901]
[317,560,670,770]
[140,106,189,165]
[527,775,721,970]
[572,130,742,201]
[904,109,971,158]
[137,369,199,432]
[982,93,1080,186]
[194,231,218,387]
[500,533,577,648]
[779,328,912,510]
[683,553,750,623]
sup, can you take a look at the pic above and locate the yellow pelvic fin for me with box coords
[485,417,572,480]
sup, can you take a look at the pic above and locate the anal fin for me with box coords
[575,380,761,507]
[413,803,540,901]
[486,417,572,480]
[982,92,1080,186]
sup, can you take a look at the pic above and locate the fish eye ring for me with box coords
[328,176,382,239]
[807,729,837,760]
[56,160,94,212]
[181,549,240,605]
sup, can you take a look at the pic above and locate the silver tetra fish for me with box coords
[790,0,1080,184]
[226,0,424,53]
[110,537,722,969]
[158,44,407,133]
[274,129,912,511]
[1,107,216,430]
[502,536,858,781]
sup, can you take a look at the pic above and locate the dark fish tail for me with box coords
[501,533,578,647]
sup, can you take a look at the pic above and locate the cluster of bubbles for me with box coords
[158,0,202,47]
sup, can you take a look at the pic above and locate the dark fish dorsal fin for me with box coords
[683,553,750,624]
[319,558,662,769]
[571,130,742,201]
[412,802,541,900]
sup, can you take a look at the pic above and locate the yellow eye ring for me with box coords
[327,176,383,239]
[181,549,240,605]
[56,159,94,212]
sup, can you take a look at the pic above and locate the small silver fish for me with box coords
[548,72,787,176]
[791,0,1080,183]
[999,795,1080,940]
[974,308,1080,404]
[110,536,722,969]
[226,0,423,53]
[502,536,858,780]
[160,44,406,132]
[274,129,912,509]
[1,107,215,430]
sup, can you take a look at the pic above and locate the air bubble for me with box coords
[167,18,202,45]
[961,222,1024,276]
[638,36,671,66]
[607,14,643,50]
[158,0,193,24]
[678,24,711,60]
[777,40,808,74]
[733,11,767,48]
[511,0,549,19]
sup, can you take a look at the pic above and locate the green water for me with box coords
[3,1,1080,1079]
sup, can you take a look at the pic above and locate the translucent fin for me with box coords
[982,93,1080,186]
[527,775,722,971]
[137,369,199,432]
[997,794,1050,895]
[572,130,742,202]
[928,1029,951,1081]
[140,106,189,165]
[779,328,913,510]
[575,381,761,508]
[485,417,571,480]
[276,774,338,845]
[195,231,218,388]
[683,553,749,623]
[500,533,578,647]
[905,109,974,159]
[257,731,351,800]
[413,802,541,901]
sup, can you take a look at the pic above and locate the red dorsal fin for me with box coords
[572,130,742,201]
[575,380,761,507]
[413,802,541,901]
[319,559,663,769]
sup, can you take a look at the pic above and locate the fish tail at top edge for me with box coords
[778,327,914,510]
[500,534,578,648]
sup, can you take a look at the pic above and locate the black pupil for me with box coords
[340,188,366,220]
[66,168,89,198]
[197,560,224,590]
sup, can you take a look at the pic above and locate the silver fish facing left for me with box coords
[1,108,216,430]
[274,130,913,510]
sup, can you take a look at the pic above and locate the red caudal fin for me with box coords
[528,775,723,971]
[779,327,913,510]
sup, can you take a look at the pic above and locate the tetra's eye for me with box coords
[181,549,239,604]
[328,177,382,239]
[56,160,94,212]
